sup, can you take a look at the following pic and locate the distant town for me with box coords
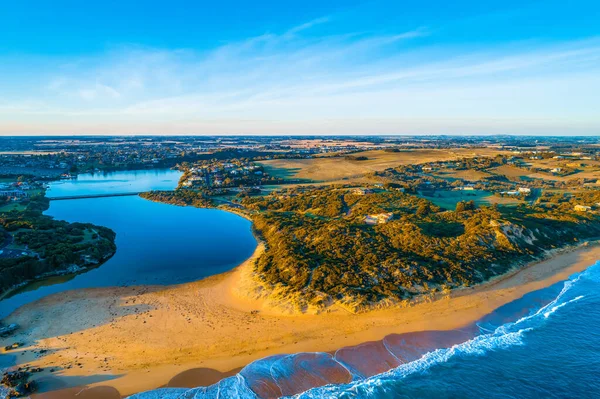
[2,135,600,213]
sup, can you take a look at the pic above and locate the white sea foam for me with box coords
[544,295,584,318]
[127,388,189,399]
[290,327,531,399]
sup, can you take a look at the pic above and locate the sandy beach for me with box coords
[1,240,599,398]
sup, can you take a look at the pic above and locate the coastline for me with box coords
[0,238,598,397]
[0,251,117,304]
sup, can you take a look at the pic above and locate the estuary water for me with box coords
[0,169,257,318]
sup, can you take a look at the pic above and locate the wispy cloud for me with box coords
[285,16,331,36]
[0,16,599,135]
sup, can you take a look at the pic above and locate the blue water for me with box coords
[129,262,600,399]
[0,169,257,318]
[46,169,182,197]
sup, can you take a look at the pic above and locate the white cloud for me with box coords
[77,82,121,101]
[285,16,331,36]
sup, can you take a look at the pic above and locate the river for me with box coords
[0,169,257,318]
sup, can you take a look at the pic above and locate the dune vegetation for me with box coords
[239,186,600,312]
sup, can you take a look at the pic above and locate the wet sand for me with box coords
[2,241,600,398]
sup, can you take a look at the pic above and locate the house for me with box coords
[518,187,531,194]
[551,167,562,174]
[364,215,378,224]
[353,188,374,195]
[0,190,28,199]
[574,205,592,212]
[365,212,394,225]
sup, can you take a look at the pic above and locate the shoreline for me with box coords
[0,251,117,304]
[1,239,599,398]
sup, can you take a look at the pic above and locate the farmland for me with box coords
[259,148,510,183]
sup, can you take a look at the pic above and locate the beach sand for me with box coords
[1,241,599,398]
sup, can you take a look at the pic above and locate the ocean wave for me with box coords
[543,295,584,319]
[291,265,592,399]
[290,328,531,399]
[128,388,190,399]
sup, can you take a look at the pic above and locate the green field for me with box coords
[417,189,493,210]
[0,202,26,213]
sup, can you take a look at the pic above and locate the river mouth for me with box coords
[0,169,257,319]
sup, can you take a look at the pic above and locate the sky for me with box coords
[1,0,599,136]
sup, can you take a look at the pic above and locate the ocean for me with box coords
[294,262,600,399]
[128,261,600,399]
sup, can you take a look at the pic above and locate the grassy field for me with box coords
[0,203,26,213]
[261,164,308,180]
[260,148,509,183]
[430,169,493,182]
[488,165,530,180]
[496,158,600,182]
[416,189,521,210]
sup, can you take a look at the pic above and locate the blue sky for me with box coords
[1,0,599,135]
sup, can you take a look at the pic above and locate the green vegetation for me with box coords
[139,190,214,208]
[418,189,493,210]
[0,203,26,213]
[455,200,477,212]
[0,196,116,294]
[344,155,369,161]
[239,186,600,312]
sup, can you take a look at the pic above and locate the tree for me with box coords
[456,200,476,213]
[416,203,431,217]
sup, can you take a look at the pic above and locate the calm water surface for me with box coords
[0,169,257,318]
[46,169,182,197]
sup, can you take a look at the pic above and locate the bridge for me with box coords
[47,192,142,201]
